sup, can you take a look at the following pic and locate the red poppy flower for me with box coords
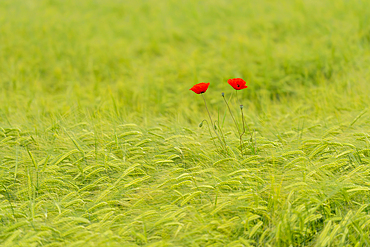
[227,78,248,90]
[189,82,210,94]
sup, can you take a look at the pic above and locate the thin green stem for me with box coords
[222,94,241,136]
[236,90,239,106]
[215,120,227,146]
[202,94,226,151]
[240,105,246,157]
[236,91,246,157]
[237,90,255,155]
[199,119,219,152]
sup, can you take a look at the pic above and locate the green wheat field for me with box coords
[1,0,370,246]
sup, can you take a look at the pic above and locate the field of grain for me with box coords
[1,0,370,246]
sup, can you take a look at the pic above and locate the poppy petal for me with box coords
[227,78,248,90]
[190,82,210,94]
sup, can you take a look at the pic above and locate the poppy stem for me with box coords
[222,93,243,156]
[239,105,246,157]
[214,120,227,147]
[222,94,241,136]
[199,119,219,152]
[201,94,226,152]
[236,91,245,157]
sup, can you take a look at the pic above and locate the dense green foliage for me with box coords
[1,0,370,246]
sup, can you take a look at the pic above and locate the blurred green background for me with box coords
[2,1,370,246]
[1,0,370,128]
